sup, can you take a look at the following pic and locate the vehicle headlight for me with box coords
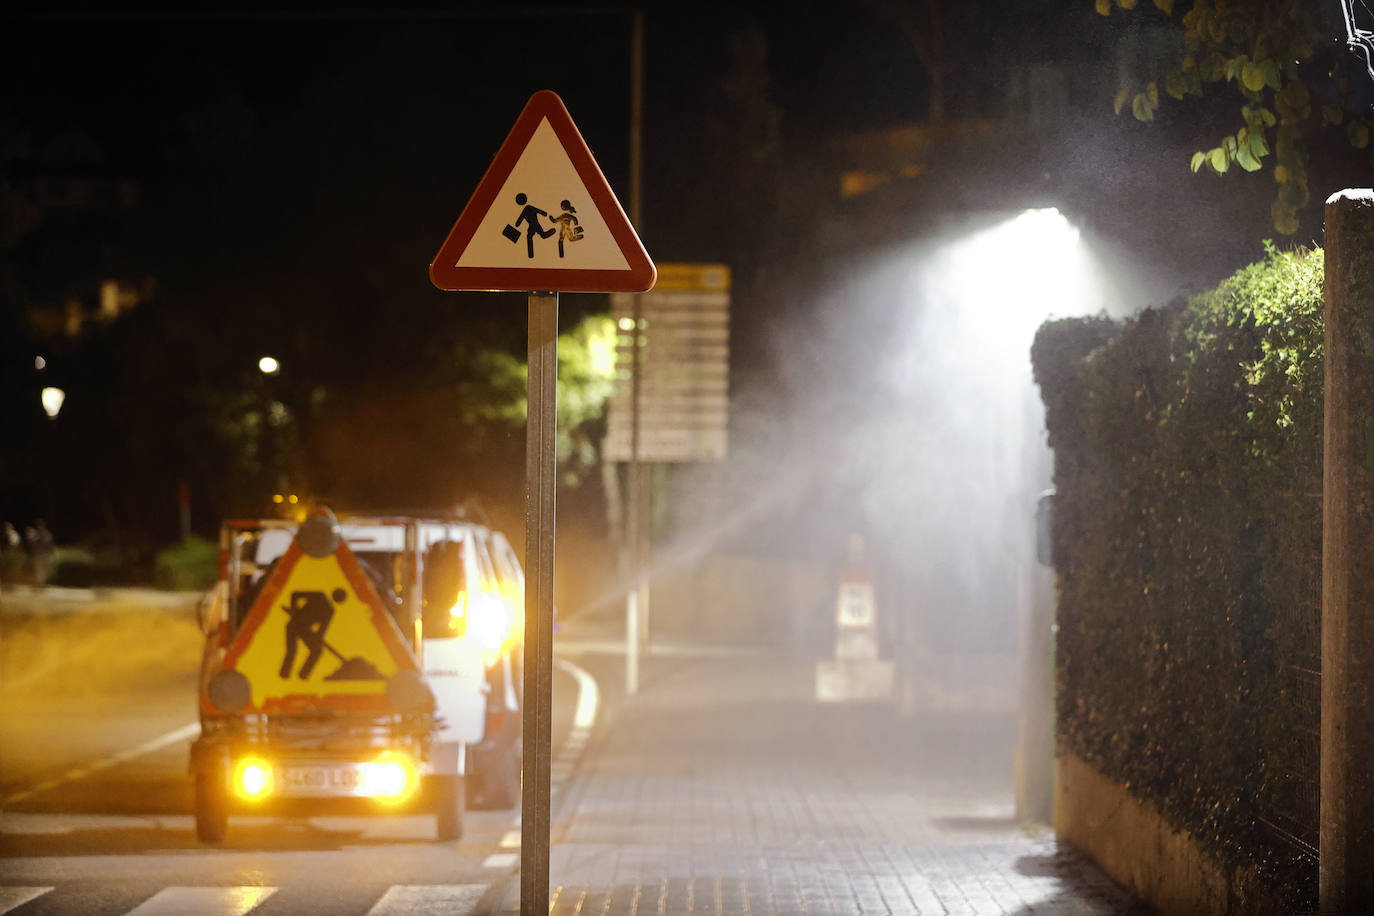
[469,593,510,653]
[360,750,418,804]
[232,756,274,802]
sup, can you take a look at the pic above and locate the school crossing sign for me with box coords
[430,89,655,916]
[430,90,655,294]
[214,536,421,716]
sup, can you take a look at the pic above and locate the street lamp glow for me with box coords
[258,356,280,375]
[40,387,65,418]
[857,207,1105,566]
[928,207,1092,366]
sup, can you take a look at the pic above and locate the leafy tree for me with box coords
[1100,0,1373,234]
[861,0,952,123]
[461,313,618,483]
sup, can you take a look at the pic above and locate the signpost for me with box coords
[606,264,730,692]
[606,264,731,463]
[430,89,654,915]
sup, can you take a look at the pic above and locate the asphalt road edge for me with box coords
[474,654,603,915]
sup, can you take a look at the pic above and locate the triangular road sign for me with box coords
[430,90,656,294]
[216,536,421,715]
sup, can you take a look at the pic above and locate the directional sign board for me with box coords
[606,264,730,462]
[216,538,420,715]
[430,90,655,294]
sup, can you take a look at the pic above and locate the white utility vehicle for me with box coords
[191,507,523,842]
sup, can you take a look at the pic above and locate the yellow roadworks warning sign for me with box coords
[219,537,420,715]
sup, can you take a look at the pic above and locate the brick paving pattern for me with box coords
[494,653,1149,915]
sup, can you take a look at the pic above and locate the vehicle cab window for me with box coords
[421,539,466,638]
[232,528,293,629]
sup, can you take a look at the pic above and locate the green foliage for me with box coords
[49,547,95,588]
[463,314,618,484]
[556,314,619,474]
[1030,314,1123,459]
[154,536,220,591]
[1098,0,1373,234]
[1032,244,1324,909]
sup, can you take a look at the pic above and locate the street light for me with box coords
[40,387,65,419]
[923,207,1094,376]
[258,356,280,375]
[919,207,1100,826]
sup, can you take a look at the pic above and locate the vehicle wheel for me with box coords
[194,765,228,843]
[432,773,465,841]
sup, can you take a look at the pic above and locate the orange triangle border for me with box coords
[214,539,420,716]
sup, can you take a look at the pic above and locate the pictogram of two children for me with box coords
[504,193,584,259]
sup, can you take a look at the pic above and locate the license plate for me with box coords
[278,764,365,797]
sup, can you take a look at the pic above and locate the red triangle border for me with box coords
[430,90,656,294]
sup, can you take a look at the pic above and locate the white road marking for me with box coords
[365,884,488,915]
[0,887,53,913]
[555,638,763,658]
[555,657,599,732]
[3,722,200,806]
[123,886,275,916]
[482,852,518,869]
[494,657,599,850]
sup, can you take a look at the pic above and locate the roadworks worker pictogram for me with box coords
[278,587,386,681]
[216,526,420,714]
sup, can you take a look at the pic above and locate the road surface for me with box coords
[0,597,588,915]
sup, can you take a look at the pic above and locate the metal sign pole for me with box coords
[625,7,645,696]
[521,291,558,916]
[626,285,642,696]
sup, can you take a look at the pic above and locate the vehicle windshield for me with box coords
[353,551,404,606]
[227,525,411,633]
[420,540,467,639]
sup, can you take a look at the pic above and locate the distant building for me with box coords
[25,277,154,340]
[834,59,1114,204]
[4,157,151,340]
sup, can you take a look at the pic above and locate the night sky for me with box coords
[5,2,1125,214]
[3,1,1366,551]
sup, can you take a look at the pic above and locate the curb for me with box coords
[475,654,604,914]
[0,585,204,613]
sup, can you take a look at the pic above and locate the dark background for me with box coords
[3,1,1366,583]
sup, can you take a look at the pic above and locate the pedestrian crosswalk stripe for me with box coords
[500,829,521,848]
[482,852,518,869]
[365,884,487,915]
[123,886,276,916]
[0,887,53,914]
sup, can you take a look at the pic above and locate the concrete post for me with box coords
[1015,551,1055,825]
[1321,188,1374,914]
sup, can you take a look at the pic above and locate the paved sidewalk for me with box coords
[492,651,1148,915]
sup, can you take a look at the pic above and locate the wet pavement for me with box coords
[489,644,1149,915]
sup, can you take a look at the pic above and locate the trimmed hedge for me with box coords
[49,547,95,588]
[1032,243,1324,912]
[154,536,219,591]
